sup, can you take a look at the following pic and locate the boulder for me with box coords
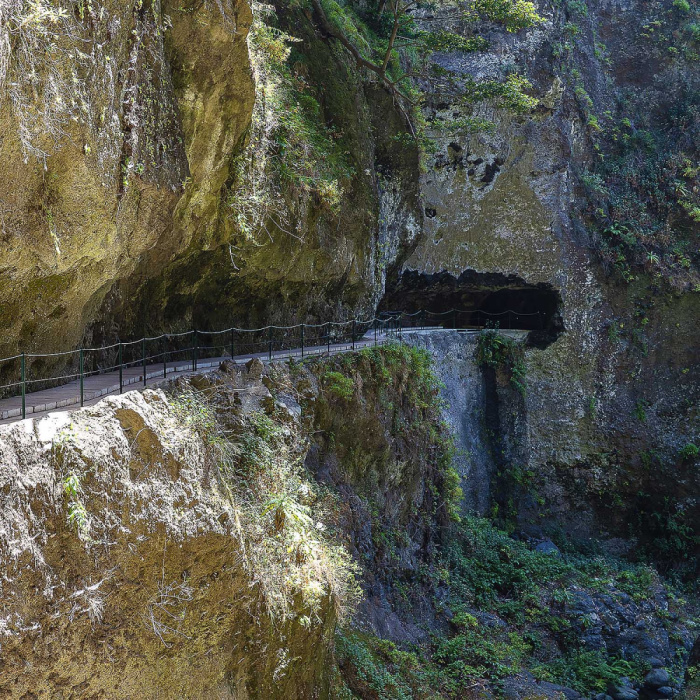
[535,539,561,556]
[644,669,671,689]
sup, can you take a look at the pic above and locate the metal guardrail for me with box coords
[0,307,543,419]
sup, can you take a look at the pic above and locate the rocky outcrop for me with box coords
[398,0,700,496]
[406,324,698,571]
[0,370,339,698]
[0,344,454,697]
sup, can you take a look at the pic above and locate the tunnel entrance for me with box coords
[379,270,564,343]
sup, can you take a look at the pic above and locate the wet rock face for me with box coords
[400,331,500,515]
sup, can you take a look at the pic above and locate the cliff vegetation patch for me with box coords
[227,2,353,241]
[336,515,697,698]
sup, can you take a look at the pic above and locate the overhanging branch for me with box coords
[309,0,416,123]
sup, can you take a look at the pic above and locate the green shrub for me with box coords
[679,442,698,461]
[337,514,675,697]
[474,0,544,32]
[633,400,647,422]
[631,493,698,585]
[323,370,355,400]
[432,621,531,687]
[336,632,415,700]
[567,0,589,16]
[63,471,91,540]
[533,651,647,694]
[476,330,527,395]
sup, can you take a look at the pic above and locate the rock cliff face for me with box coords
[1,2,696,442]
[389,0,699,566]
[0,346,453,697]
[0,0,698,695]
[0,0,255,357]
[0,377,338,698]
[0,0,422,362]
[0,346,696,698]
[405,326,698,580]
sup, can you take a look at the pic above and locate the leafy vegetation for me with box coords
[336,515,678,698]
[52,422,93,541]
[475,329,527,395]
[323,370,356,400]
[679,442,698,461]
[314,342,463,526]
[169,385,361,624]
[533,651,647,695]
[308,0,542,142]
[228,3,353,240]
[564,0,700,289]
[63,470,90,540]
[630,492,699,587]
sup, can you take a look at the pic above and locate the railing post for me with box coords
[230,328,235,362]
[192,330,198,371]
[327,323,331,355]
[142,338,147,387]
[20,353,26,420]
[268,326,273,362]
[421,310,425,331]
[118,343,123,394]
[374,319,377,346]
[301,324,305,359]
[79,348,85,407]
[352,320,356,351]
[163,334,167,379]
[398,314,402,341]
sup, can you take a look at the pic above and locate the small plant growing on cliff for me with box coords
[323,370,355,400]
[63,471,90,540]
[170,387,218,437]
[633,400,647,422]
[262,494,313,534]
[442,463,463,524]
[679,443,698,461]
[607,320,623,342]
[476,330,527,395]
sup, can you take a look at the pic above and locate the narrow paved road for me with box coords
[1,330,471,425]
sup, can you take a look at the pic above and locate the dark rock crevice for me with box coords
[379,269,564,344]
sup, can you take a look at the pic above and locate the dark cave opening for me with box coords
[379,270,564,344]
